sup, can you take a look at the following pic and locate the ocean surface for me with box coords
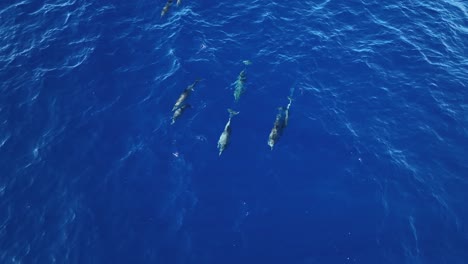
[1,0,467,263]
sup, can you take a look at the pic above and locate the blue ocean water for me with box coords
[1,0,467,263]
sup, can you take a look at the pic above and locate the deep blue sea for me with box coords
[1,0,468,263]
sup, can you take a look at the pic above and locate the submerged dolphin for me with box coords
[233,60,251,102]
[233,70,246,102]
[217,109,239,156]
[268,96,293,150]
[161,0,173,17]
[171,104,190,125]
[172,79,200,112]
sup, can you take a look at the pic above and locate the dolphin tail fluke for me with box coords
[242,60,251,71]
[228,108,239,118]
[269,142,274,150]
[194,78,203,85]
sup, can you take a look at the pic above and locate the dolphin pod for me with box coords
[168,61,294,155]
[158,2,295,154]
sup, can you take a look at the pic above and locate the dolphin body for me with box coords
[172,80,200,112]
[161,0,173,17]
[268,97,293,150]
[217,109,239,156]
[233,70,246,102]
[171,104,190,125]
[233,60,251,102]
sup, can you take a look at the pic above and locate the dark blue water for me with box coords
[1,0,467,263]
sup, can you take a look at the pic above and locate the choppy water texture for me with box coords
[1,0,467,263]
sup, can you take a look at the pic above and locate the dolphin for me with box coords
[268,108,285,150]
[268,97,293,150]
[233,70,247,102]
[172,79,200,112]
[217,109,239,155]
[171,104,190,125]
[233,60,251,102]
[161,0,173,17]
